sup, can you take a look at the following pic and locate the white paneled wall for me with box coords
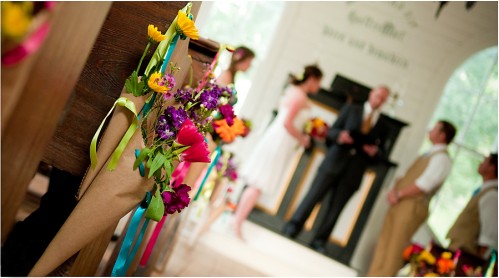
[239,1,497,175]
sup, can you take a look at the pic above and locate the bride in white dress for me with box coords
[234,65,323,239]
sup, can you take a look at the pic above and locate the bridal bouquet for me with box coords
[304,117,329,140]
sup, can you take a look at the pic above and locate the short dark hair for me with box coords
[490,153,498,177]
[438,120,457,144]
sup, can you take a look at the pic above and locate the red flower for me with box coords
[181,141,210,163]
[175,118,210,163]
[176,118,204,146]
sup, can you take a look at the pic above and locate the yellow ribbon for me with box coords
[90,97,139,171]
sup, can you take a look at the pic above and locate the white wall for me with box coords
[231,1,497,273]
[239,1,497,172]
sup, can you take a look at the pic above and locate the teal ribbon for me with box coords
[111,193,152,277]
[135,149,145,177]
[194,146,222,201]
[160,33,179,74]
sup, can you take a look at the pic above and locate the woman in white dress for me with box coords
[233,65,323,239]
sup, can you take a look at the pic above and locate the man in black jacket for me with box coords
[283,85,391,253]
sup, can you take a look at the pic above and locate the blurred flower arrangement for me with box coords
[1,1,56,65]
[398,243,499,277]
[215,152,238,182]
[304,117,329,140]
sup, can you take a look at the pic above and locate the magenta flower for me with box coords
[162,184,191,215]
[175,118,210,163]
[181,141,210,163]
[219,104,235,126]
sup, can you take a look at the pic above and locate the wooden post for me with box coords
[1,1,112,241]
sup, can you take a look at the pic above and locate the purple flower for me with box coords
[156,114,175,140]
[219,104,235,126]
[199,90,219,109]
[164,106,188,130]
[174,87,194,104]
[162,184,191,215]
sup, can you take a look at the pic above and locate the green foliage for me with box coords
[125,71,145,97]
[145,187,164,221]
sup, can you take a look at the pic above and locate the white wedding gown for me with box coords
[240,85,310,196]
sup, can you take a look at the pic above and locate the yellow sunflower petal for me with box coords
[147,24,167,43]
[148,72,168,93]
[177,10,199,40]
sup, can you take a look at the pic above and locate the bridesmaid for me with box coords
[216,46,255,86]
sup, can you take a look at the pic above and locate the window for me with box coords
[197,1,285,113]
[421,46,498,245]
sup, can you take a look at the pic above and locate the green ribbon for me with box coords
[90,97,139,171]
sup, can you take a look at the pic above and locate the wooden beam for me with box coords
[1,2,112,241]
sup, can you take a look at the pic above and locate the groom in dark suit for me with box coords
[283,85,391,253]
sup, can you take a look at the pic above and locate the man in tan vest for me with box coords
[367,120,457,277]
[447,153,498,258]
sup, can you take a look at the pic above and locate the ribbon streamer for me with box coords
[194,146,222,201]
[160,33,179,74]
[485,250,497,277]
[2,21,51,66]
[138,215,167,267]
[138,160,191,267]
[90,97,138,170]
[135,149,146,177]
[111,194,151,277]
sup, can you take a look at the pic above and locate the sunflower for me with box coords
[176,10,199,40]
[147,72,168,93]
[147,24,167,43]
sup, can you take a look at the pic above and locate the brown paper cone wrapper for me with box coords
[77,88,148,198]
[29,92,155,276]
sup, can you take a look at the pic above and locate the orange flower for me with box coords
[436,252,455,274]
[214,117,245,143]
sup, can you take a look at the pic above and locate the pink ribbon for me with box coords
[196,50,221,91]
[2,21,51,66]
[138,161,191,267]
[138,215,167,267]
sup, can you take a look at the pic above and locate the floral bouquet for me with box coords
[215,152,238,183]
[304,117,329,140]
[29,3,238,276]
[1,1,56,65]
[399,242,462,277]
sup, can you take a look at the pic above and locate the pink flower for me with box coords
[175,118,210,163]
[181,141,210,163]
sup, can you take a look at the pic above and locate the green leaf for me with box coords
[145,188,164,221]
[146,155,153,169]
[172,145,190,156]
[133,148,151,170]
[148,153,168,179]
[125,71,145,97]
[164,159,174,179]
